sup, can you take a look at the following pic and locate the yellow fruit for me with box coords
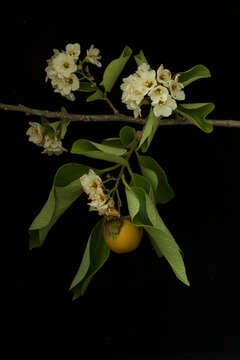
[104,217,143,254]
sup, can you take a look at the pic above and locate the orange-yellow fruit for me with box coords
[104,217,143,254]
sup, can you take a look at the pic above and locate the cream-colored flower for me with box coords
[26,122,44,146]
[157,64,172,86]
[41,135,67,156]
[137,63,157,96]
[80,169,105,200]
[86,45,102,67]
[65,43,81,61]
[52,52,77,77]
[149,85,169,105]
[152,95,177,117]
[169,74,185,100]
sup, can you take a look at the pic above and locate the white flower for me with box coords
[80,169,105,201]
[41,135,67,156]
[149,85,169,105]
[169,74,185,100]
[86,45,102,67]
[65,43,81,61]
[137,63,157,96]
[52,52,77,77]
[152,95,177,117]
[157,64,172,86]
[26,122,44,146]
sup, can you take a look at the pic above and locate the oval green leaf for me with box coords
[69,218,110,299]
[28,163,93,249]
[71,139,128,166]
[101,45,132,92]
[176,102,215,133]
[119,125,136,148]
[138,107,160,152]
[137,155,175,204]
[178,64,211,87]
[125,186,190,286]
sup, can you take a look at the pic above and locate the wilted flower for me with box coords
[41,134,67,156]
[80,169,120,219]
[86,45,102,67]
[80,169,105,201]
[26,122,44,146]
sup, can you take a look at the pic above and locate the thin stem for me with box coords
[1,102,240,128]
[98,163,121,174]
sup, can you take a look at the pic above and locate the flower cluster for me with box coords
[120,63,185,118]
[45,43,81,101]
[80,169,120,220]
[45,43,102,101]
[26,121,67,156]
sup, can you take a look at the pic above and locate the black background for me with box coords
[3,6,240,359]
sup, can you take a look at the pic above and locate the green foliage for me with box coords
[176,102,215,133]
[69,218,110,299]
[137,155,175,204]
[178,64,211,87]
[100,45,132,92]
[28,163,94,249]
[138,107,160,152]
[86,89,104,102]
[125,186,190,286]
[134,50,148,66]
[71,138,128,166]
[119,125,137,148]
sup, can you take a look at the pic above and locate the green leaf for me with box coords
[137,155,175,204]
[178,64,211,87]
[101,137,123,148]
[86,89,104,102]
[119,125,137,148]
[130,173,155,203]
[101,45,132,92]
[134,50,148,66]
[69,218,110,299]
[138,107,160,152]
[71,139,129,166]
[28,163,93,249]
[176,102,215,133]
[125,186,190,286]
[78,81,96,92]
[59,107,70,139]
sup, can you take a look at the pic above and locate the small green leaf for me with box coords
[134,50,148,66]
[28,163,93,249]
[137,155,175,204]
[71,139,129,166]
[119,126,137,148]
[125,187,190,286]
[176,102,215,133]
[69,218,110,299]
[138,107,160,152]
[86,89,104,102]
[78,82,96,92]
[178,64,211,87]
[101,45,132,92]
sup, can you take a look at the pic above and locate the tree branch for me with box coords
[0,102,239,128]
